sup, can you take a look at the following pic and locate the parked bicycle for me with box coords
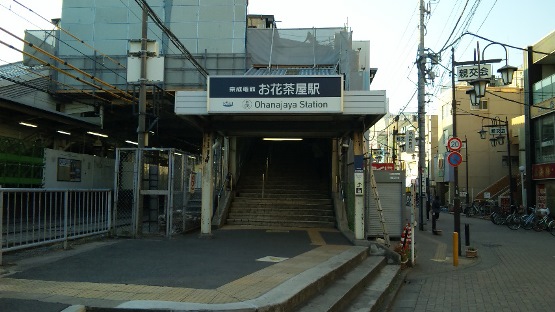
[548,219,555,236]
[506,210,522,230]
[490,205,509,225]
[533,207,552,232]
[465,200,486,217]
[520,206,537,230]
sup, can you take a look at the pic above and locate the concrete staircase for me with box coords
[222,246,403,312]
[294,247,402,312]
[226,140,335,228]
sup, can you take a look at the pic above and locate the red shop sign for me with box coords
[532,163,555,180]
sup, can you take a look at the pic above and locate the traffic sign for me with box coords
[447,151,463,167]
[447,137,462,152]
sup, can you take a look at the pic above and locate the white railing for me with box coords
[0,189,112,265]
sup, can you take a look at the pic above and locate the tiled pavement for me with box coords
[3,213,554,312]
[390,212,555,312]
[0,227,361,311]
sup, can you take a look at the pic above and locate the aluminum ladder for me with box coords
[369,166,391,247]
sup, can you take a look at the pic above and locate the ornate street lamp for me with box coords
[470,77,489,98]
[478,128,487,139]
[478,119,487,139]
[466,89,480,106]
[489,137,498,147]
[498,64,518,85]
[478,116,515,207]
[469,41,518,97]
[496,134,505,145]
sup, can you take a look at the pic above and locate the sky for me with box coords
[1,0,554,114]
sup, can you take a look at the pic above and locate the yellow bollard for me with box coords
[453,232,459,266]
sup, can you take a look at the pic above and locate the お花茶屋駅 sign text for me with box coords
[208,75,343,113]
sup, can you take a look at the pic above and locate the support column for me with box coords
[353,131,365,240]
[229,137,237,187]
[331,138,338,193]
[200,132,214,238]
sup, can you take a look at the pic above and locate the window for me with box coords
[534,114,555,163]
[470,99,488,110]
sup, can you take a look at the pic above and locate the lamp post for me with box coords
[463,136,470,207]
[451,44,504,256]
[478,116,515,207]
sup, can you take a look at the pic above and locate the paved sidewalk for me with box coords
[0,227,363,312]
[390,212,555,312]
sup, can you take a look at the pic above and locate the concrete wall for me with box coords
[43,148,115,189]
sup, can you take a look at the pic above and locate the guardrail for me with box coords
[0,188,112,265]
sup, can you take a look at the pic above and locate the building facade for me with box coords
[368,112,437,193]
[434,80,524,207]
[525,30,555,209]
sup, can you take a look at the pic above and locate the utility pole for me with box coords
[139,3,148,148]
[417,0,426,231]
[135,3,148,237]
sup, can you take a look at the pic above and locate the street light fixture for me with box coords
[498,64,518,85]
[470,77,490,98]
[478,119,487,139]
[479,116,515,207]
[466,89,480,106]
[451,42,505,256]
[489,137,498,147]
[496,134,505,146]
[478,129,487,139]
[469,41,518,98]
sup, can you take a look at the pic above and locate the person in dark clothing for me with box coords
[432,196,441,232]
[432,196,441,219]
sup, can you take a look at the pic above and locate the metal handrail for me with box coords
[262,173,265,198]
[266,156,270,177]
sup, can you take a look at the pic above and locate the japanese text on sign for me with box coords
[456,64,492,82]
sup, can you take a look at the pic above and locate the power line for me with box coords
[0,38,134,104]
[135,0,209,78]
[118,0,181,57]
[0,2,128,82]
[0,26,136,103]
[438,0,470,53]
[0,59,112,104]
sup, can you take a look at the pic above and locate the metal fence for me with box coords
[0,188,112,265]
[114,148,199,238]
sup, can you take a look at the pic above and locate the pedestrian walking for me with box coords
[432,195,441,233]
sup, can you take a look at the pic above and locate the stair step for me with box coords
[232,198,333,204]
[237,189,329,196]
[227,213,335,222]
[345,265,402,312]
[296,257,387,312]
[236,192,330,199]
[229,207,334,215]
[226,219,335,228]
